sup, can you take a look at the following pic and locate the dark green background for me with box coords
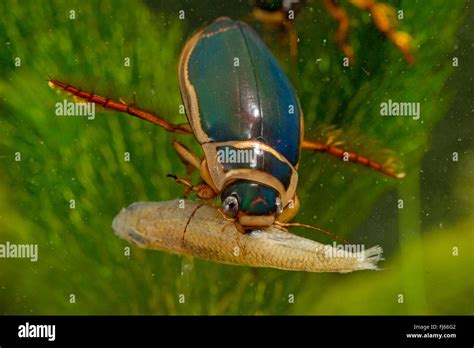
[0,0,472,314]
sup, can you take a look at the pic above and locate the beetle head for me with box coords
[221,180,282,227]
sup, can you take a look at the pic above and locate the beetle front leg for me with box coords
[167,174,217,201]
[276,195,300,223]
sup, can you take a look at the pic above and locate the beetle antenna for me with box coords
[274,221,350,244]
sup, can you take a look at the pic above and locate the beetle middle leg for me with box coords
[169,140,219,200]
[172,139,201,197]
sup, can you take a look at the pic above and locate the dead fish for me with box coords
[112,200,383,273]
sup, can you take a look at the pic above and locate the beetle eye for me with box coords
[275,197,283,215]
[223,194,239,218]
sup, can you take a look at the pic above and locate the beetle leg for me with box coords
[348,0,414,64]
[48,79,193,134]
[167,174,217,201]
[172,139,201,169]
[275,195,351,244]
[281,19,298,64]
[302,138,405,178]
[324,0,355,64]
[171,140,221,198]
[172,139,201,197]
[211,205,247,234]
[276,194,301,223]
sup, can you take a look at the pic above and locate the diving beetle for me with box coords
[49,17,403,232]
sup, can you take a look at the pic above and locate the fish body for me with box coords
[112,200,383,273]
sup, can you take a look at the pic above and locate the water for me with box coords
[0,0,472,315]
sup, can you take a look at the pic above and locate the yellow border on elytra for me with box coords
[178,17,237,144]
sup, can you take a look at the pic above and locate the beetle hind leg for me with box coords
[48,79,193,134]
[302,138,405,179]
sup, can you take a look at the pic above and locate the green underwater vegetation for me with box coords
[0,0,472,314]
